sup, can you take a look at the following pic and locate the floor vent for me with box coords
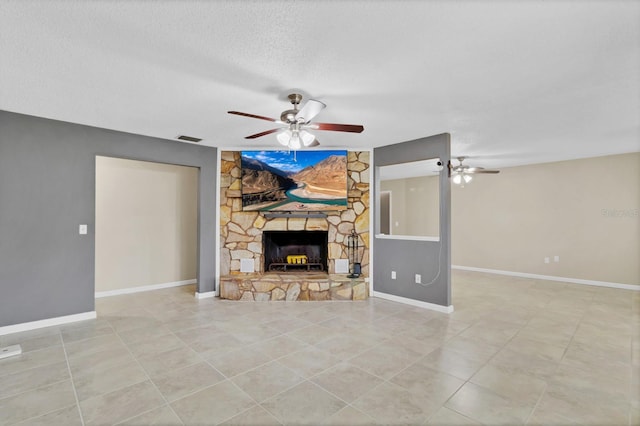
[0,344,22,360]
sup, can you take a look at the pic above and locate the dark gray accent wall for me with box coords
[373,134,451,306]
[0,110,217,327]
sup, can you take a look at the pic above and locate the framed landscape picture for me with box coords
[241,150,348,212]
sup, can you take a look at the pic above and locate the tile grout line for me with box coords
[0,378,76,424]
[206,319,392,424]
[310,377,383,422]
[217,378,286,425]
[111,322,187,426]
[0,345,65,384]
[257,379,357,425]
[9,272,632,425]
[302,341,428,422]
[433,292,542,424]
[215,403,285,426]
[75,305,183,422]
[0,325,118,423]
[486,281,590,424]
[113,308,235,425]
[60,328,86,426]
[523,381,549,425]
[165,316,314,424]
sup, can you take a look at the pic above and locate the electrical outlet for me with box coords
[335,259,349,274]
[240,258,254,273]
[391,271,396,279]
[554,256,560,262]
[544,257,550,264]
[79,224,87,235]
[415,274,421,284]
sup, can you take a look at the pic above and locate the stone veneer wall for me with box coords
[219,273,368,301]
[220,151,370,277]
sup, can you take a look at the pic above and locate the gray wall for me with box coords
[373,134,451,306]
[0,110,217,327]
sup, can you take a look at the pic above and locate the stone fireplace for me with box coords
[263,231,328,272]
[219,150,370,301]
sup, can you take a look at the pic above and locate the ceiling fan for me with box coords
[450,157,500,186]
[228,93,364,150]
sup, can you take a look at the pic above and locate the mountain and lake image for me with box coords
[241,150,348,211]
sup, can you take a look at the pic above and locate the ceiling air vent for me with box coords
[176,135,202,143]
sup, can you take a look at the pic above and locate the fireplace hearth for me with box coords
[263,231,328,273]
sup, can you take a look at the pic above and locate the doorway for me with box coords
[95,156,199,296]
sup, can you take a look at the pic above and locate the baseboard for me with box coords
[372,291,454,313]
[0,311,97,336]
[452,265,639,291]
[195,291,215,299]
[95,279,197,298]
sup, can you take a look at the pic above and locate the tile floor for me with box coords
[0,270,638,425]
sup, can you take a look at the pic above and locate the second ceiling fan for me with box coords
[450,157,500,186]
[228,93,364,150]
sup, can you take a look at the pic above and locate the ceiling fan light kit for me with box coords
[452,173,472,185]
[228,93,364,150]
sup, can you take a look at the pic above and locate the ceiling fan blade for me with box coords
[228,111,278,122]
[244,128,281,139]
[295,99,326,123]
[465,167,484,173]
[306,139,320,147]
[470,169,500,174]
[311,123,364,133]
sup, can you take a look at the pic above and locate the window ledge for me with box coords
[375,234,439,242]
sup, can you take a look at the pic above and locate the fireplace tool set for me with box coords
[347,230,361,278]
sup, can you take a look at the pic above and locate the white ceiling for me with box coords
[1,1,638,169]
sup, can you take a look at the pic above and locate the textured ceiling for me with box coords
[1,1,638,169]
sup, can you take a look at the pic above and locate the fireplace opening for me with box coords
[263,231,328,272]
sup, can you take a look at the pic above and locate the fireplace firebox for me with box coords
[263,231,328,272]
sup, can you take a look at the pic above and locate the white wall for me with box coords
[95,156,198,292]
[452,152,639,286]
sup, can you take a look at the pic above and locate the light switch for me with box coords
[79,224,88,235]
